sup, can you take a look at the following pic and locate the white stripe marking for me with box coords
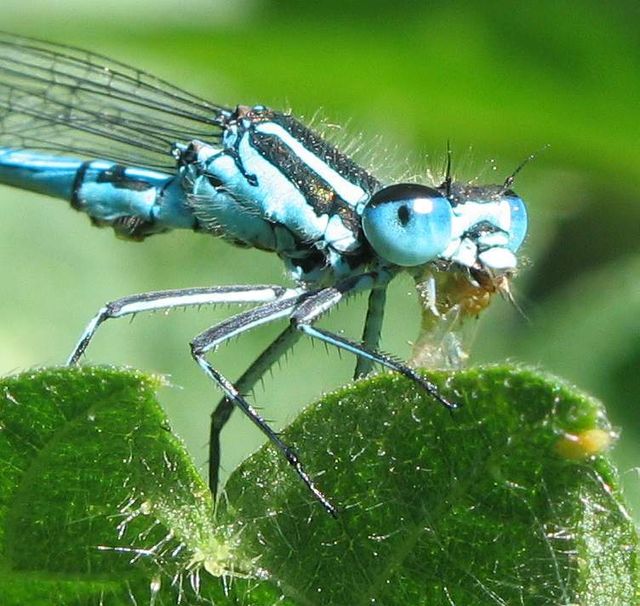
[256,122,368,206]
[113,288,299,317]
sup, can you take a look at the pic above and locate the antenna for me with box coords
[443,140,453,196]
[502,144,550,192]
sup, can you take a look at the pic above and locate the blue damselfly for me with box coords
[0,33,528,515]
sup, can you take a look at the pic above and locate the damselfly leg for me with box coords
[66,285,294,365]
[291,283,457,411]
[354,287,387,379]
[189,294,339,515]
[209,325,301,499]
[209,285,389,497]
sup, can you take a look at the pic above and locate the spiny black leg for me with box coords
[290,280,457,410]
[194,350,337,517]
[67,285,289,364]
[300,324,457,410]
[209,325,301,497]
[354,286,387,379]
[190,294,337,515]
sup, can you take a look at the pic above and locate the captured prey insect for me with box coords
[0,33,528,516]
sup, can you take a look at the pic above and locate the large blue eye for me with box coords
[504,191,528,252]
[362,184,452,266]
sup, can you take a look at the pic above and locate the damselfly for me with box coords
[0,33,528,516]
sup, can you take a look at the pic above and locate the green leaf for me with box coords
[223,367,639,605]
[1,366,637,605]
[0,367,281,605]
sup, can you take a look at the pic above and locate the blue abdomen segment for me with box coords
[0,149,196,239]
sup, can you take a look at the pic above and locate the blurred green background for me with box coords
[1,1,638,519]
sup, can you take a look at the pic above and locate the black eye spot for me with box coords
[397,204,410,226]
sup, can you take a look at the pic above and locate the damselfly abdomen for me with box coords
[0,33,528,515]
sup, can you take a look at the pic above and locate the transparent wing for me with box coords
[0,32,229,170]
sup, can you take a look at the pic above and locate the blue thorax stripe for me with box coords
[240,108,380,238]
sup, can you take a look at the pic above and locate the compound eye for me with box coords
[362,184,452,266]
[504,191,528,251]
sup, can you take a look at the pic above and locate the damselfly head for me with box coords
[361,179,528,277]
